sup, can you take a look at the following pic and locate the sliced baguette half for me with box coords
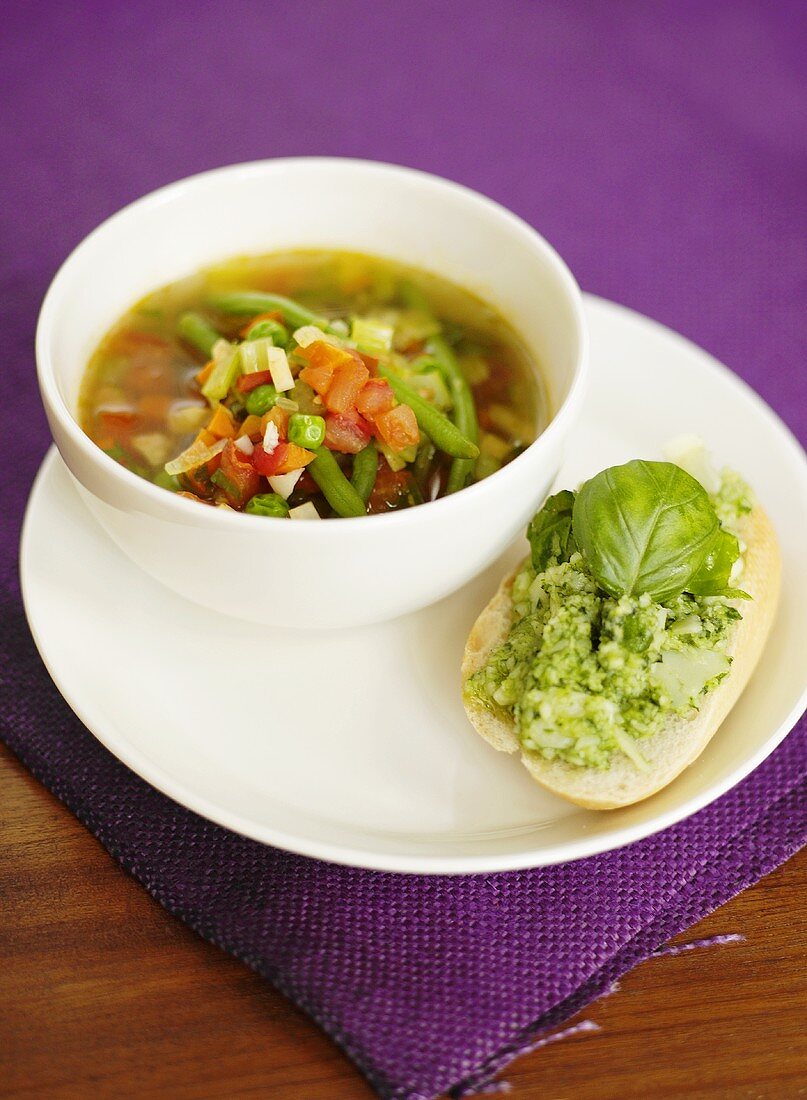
[461,506,781,809]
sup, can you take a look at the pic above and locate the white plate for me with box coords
[21,296,807,874]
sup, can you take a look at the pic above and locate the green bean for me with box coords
[427,335,479,493]
[208,291,338,335]
[246,318,289,347]
[377,365,479,460]
[177,312,222,358]
[309,448,367,518]
[351,442,379,504]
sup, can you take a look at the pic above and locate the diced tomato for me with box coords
[237,369,274,394]
[356,378,395,422]
[374,404,420,452]
[368,460,414,513]
[350,349,379,374]
[252,441,314,477]
[296,470,318,495]
[253,442,288,477]
[215,440,261,508]
[324,410,373,454]
[182,465,215,499]
[325,359,370,414]
[297,341,356,397]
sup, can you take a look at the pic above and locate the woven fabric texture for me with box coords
[1,4,805,1097]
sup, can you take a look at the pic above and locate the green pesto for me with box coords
[464,469,752,771]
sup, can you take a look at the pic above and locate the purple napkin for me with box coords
[2,4,805,1097]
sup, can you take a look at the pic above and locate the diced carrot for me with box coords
[196,360,215,386]
[356,378,395,421]
[374,404,420,452]
[238,310,284,338]
[239,414,263,440]
[138,393,174,421]
[276,443,315,473]
[299,363,334,396]
[261,406,290,438]
[298,341,355,370]
[195,428,217,447]
[207,405,238,439]
[325,359,370,414]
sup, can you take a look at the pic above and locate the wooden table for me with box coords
[1,741,804,1099]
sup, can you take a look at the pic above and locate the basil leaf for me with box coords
[688,526,746,597]
[527,490,577,572]
[572,460,722,601]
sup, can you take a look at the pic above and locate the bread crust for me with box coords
[461,507,781,809]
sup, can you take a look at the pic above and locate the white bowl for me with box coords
[36,158,588,628]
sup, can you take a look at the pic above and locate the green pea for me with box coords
[245,493,290,518]
[245,383,278,416]
[247,318,289,348]
[288,413,326,449]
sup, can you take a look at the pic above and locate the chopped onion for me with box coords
[164,436,226,476]
[263,421,280,454]
[268,469,303,499]
[276,396,299,412]
[288,501,321,520]
[267,346,294,392]
[234,434,254,456]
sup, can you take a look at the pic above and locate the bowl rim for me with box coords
[36,156,589,533]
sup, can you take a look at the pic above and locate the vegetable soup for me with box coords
[80,251,546,518]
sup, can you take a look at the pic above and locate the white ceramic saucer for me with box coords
[21,296,807,874]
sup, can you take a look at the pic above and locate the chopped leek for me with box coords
[201,341,240,403]
[377,441,417,471]
[350,317,394,357]
[409,370,452,410]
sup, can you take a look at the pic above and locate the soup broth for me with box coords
[80,251,547,517]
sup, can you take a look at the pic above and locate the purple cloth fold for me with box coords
[1,4,805,1097]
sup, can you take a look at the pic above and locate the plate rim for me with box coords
[20,294,807,874]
